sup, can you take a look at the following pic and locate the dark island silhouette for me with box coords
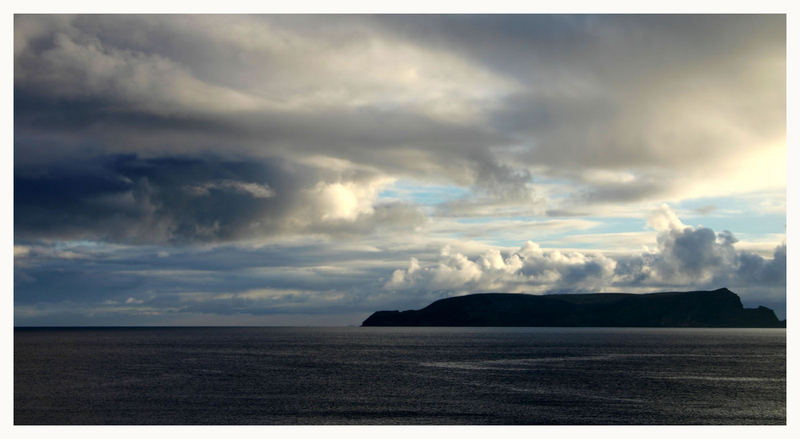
[362,288,784,327]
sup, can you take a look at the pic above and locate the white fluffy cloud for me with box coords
[385,206,784,301]
[647,203,686,233]
[385,240,617,294]
[305,178,391,222]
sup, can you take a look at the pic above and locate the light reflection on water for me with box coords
[14,327,786,425]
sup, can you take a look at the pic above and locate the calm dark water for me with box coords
[14,327,785,425]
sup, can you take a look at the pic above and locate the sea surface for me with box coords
[14,327,785,425]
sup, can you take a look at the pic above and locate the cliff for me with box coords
[361,288,783,327]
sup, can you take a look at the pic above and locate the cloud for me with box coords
[468,15,783,211]
[647,203,686,233]
[14,154,423,244]
[185,180,275,199]
[14,17,262,116]
[14,15,785,221]
[384,241,617,294]
[13,15,786,325]
[14,15,514,154]
[13,236,421,321]
[384,206,785,306]
[306,180,385,221]
[13,205,786,325]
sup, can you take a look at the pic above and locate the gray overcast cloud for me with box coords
[14,15,786,324]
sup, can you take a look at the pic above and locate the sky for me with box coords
[13,14,787,325]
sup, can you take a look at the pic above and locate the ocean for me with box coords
[14,326,785,425]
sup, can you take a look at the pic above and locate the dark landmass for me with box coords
[362,288,784,327]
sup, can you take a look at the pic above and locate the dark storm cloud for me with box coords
[14,15,515,184]
[16,155,282,243]
[15,87,507,180]
[13,15,785,325]
[14,14,785,220]
[15,154,424,243]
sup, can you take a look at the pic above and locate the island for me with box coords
[361,288,784,327]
